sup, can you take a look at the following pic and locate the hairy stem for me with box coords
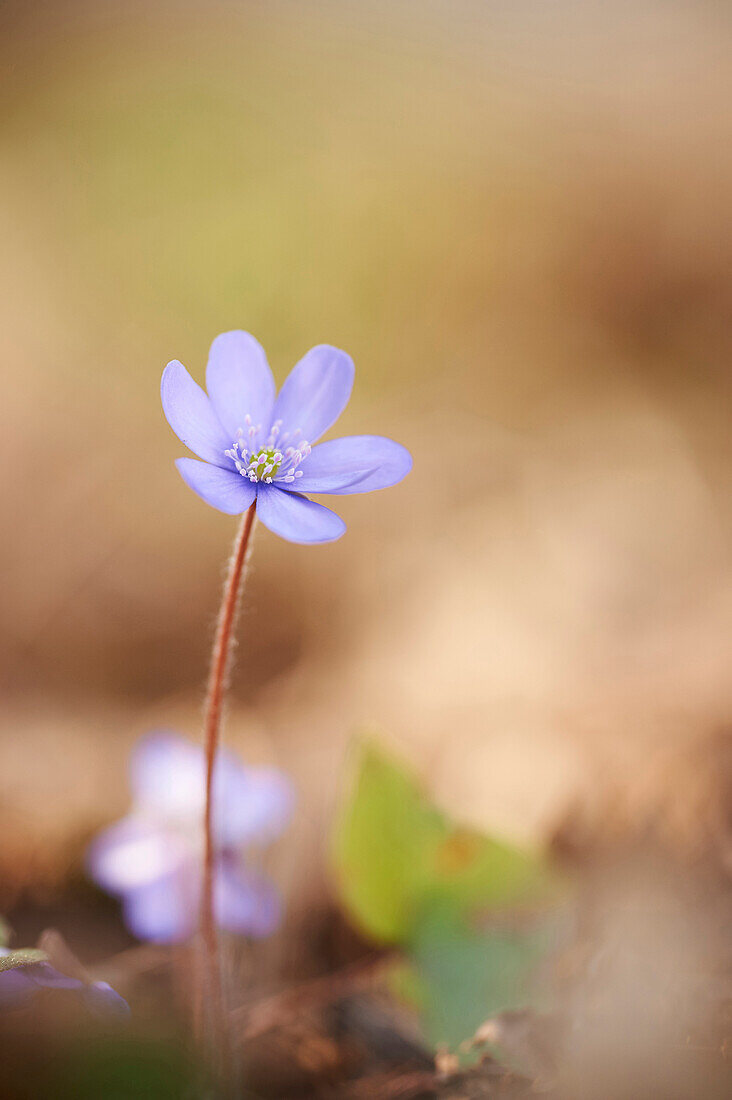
[200,501,257,1083]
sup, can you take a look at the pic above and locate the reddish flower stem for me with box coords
[199,501,257,1085]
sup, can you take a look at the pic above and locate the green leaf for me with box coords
[426,826,556,915]
[332,740,558,944]
[332,740,446,941]
[409,903,558,1052]
[0,948,48,972]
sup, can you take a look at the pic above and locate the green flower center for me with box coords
[248,447,282,482]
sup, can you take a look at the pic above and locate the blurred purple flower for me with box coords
[161,332,412,543]
[0,952,129,1019]
[87,732,294,945]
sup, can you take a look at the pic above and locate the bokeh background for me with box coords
[1,0,730,1077]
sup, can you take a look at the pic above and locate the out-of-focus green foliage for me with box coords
[332,741,565,1052]
[410,902,556,1049]
[333,740,557,943]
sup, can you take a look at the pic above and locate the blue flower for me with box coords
[161,332,412,543]
[0,952,129,1019]
[87,732,294,945]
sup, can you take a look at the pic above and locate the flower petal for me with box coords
[214,861,282,938]
[288,435,412,495]
[122,868,197,944]
[84,982,131,1019]
[175,458,257,514]
[0,968,35,1007]
[129,732,292,844]
[271,345,354,444]
[205,331,276,446]
[215,763,295,846]
[256,485,345,544]
[87,817,188,893]
[130,731,205,820]
[29,963,84,991]
[161,360,230,466]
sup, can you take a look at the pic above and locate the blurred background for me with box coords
[0,0,730,1094]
